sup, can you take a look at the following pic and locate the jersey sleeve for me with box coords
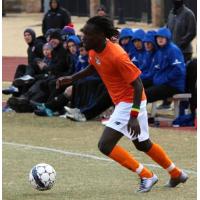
[115,53,141,84]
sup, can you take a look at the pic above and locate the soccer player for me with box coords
[56,16,188,192]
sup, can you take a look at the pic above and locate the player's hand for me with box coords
[56,76,73,89]
[127,117,141,138]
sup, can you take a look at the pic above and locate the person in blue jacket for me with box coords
[140,30,157,85]
[65,35,81,72]
[145,27,186,103]
[130,29,146,70]
[119,28,135,58]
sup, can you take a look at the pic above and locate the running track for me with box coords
[2,56,27,81]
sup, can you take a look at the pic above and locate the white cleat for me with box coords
[138,174,158,193]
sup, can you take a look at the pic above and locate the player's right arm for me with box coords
[56,65,96,89]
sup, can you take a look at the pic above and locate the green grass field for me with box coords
[2,112,197,200]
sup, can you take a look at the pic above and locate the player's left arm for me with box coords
[127,77,143,137]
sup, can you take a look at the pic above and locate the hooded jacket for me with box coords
[47,42,74,77]
[140,30,157,80]
[119,28,136,59]
[42,0,71,35]
[130,29,146,70]
[152,27,186,92]
[24,29,44,66]
[167,4,196,54]
[67,35,81,72]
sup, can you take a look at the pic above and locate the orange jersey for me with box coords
[89,40,146,105]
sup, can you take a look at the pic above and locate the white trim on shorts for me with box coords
[106,101,149,142]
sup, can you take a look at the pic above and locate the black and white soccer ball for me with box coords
[29,163,56,191]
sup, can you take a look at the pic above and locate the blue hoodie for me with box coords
[152,27,186,92]
[130,29,146,70]
[140,30,157,80]
[67,35,81,71]
[119,28,136,59]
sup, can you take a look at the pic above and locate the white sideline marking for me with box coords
[3,141,197,175]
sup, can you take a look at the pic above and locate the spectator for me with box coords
[97,5,107,17]
[3,28,45,96]
[145,27,186,103]
[167,0,196,63]
[119,28,135,58]
[140,30,157,82]
[75,43,89,72]
[7,43,54,112]
[130,29,146,70]
[66,35,81,67]
[42,0,71,35]
[61,26,76,42]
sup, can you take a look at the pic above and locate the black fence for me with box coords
[59,0,196,24]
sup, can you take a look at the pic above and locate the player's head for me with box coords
[155,27,171,47]
[24,28,36,44]
[97,5,107,16]
[50,0,59,10]
[49,29,62,48]
[79,42,88,56]
[43,43,53,57]
[143,30,157,52]
[172,0,184,9]
[81,16,119,51]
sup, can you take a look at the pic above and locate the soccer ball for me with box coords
[29,163,56,191]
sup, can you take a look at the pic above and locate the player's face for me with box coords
[120,37,130,45]
[79,47,88,56]
[67,41,77,55]
[51,0,58,9]
[156,36,167,47]
[133,40,143,50]
[49,38,60,48]
[24,32,32,44]
[144,42,154,51]
[43,48,52,57]
[82,24,102,51]
[97,10,106,16]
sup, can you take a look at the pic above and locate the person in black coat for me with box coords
[167,0,196,63]
[3,28,45,96]
[42,0,71,35]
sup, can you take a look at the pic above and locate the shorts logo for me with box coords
[114,121,121,125]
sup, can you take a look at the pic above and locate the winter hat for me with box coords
[62,26,75,36]
[24,28,36,41]
[43,43,53,50]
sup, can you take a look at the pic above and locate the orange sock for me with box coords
[109,145,152,178]
[146,143,181,178]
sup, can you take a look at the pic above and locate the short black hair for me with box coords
[86,16,119,40]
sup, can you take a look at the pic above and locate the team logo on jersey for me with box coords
[95,57,101,65]
[131,56,138,62]
[154,64,160,69]
[172,59,182,65]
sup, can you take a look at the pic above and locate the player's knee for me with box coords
[98,140,113,156]
[133,139,152,152]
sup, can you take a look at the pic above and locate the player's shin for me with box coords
[108,145,153,178]
[146,143,181,178]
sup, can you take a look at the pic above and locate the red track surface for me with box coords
[2,56,27,81]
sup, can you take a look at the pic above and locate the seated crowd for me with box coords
[2,23,196,125]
